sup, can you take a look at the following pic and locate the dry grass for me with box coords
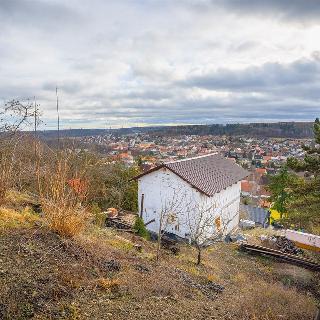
[104,236,134,252]
[0,207,40,231]
[242,226,284,238]
[4,190,34,205]
[0,206,318,320]
[78,227,136,258]
[165,241,318,319]
[40,184,92,236]
[241,226,284,245]
[311,224,320,236]
[230,275,317,320]
[42,201,92,238]
[97,278,121,292]
[39,154,92,238]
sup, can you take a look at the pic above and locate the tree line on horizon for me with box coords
[34,121,314,140]
[149,122,314,138]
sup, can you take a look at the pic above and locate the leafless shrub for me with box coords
[153,178,235,264]
[155,185,187,261]
[0,99,37,133]
[185,200,218,265]
[185,198,238,265]
[0,99,39,203]
[38,152,92,237]
[0,143,15,203]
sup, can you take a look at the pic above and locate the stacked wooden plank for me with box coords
[239,243,320,271]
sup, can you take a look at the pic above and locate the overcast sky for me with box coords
[1,0,320,129]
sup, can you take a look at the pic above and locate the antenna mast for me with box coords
[34,96,37,158]
[56,86,60,149]
[34,96,37,138]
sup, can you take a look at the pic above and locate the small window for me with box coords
[215,217,221,231]
[175,224,179,231]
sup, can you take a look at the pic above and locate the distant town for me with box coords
[41,122,314,210]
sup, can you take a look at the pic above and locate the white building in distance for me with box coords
[134,153,248,242]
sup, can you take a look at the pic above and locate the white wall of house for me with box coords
[137,167,241,241]
[209,181,241,234]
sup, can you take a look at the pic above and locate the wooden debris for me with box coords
[274,236,303,254]
[239,243,320,271]
[106,211,137,231]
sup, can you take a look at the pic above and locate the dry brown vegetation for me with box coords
[0,136,139,239]
[0,197,319,320]
[38,153,92,237]
[1,104,138,239]
[0,207,40,232]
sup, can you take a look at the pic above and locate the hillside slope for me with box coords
[0,208,319,320]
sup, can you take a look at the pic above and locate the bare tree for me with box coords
[185,199,216,265]
[0,99,40,202]
[156,184,187,261]
[0,99,37,133]
[150,171,240,264]
[186,198,240,265]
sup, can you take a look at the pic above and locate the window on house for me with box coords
[175,224,179,231]
[167,212,177,224]
[215,217,221,231]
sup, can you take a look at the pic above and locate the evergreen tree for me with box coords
[267,167,297,219]
[286,118,320,233]
[287,118,320,176]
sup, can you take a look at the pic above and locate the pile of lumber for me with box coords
[106,212,137,231]
[239,243,320,271]
[274,236,303,254]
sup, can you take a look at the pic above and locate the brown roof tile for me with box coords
[134,153,249,196]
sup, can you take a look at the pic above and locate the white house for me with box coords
[134,153,248,242]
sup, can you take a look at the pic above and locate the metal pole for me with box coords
[56,86,60,149]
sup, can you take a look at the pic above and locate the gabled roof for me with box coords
[134,153,249,196]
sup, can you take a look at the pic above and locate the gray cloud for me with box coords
[182,57,320,91]
[0,0,80,31]
[42,81,86,95]
[206,0,320,24]
[0,0,319,128]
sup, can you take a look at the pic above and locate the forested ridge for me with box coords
[38,122,314,139]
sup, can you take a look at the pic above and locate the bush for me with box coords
[133,217,150,240]
[91,202,106,228]
[43,202,91,238]
[39,154,92,238]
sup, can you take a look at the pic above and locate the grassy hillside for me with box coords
[0,203,319,319]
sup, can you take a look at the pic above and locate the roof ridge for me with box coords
[165,152,219,165]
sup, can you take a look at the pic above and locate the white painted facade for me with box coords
[137,167,241,241]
